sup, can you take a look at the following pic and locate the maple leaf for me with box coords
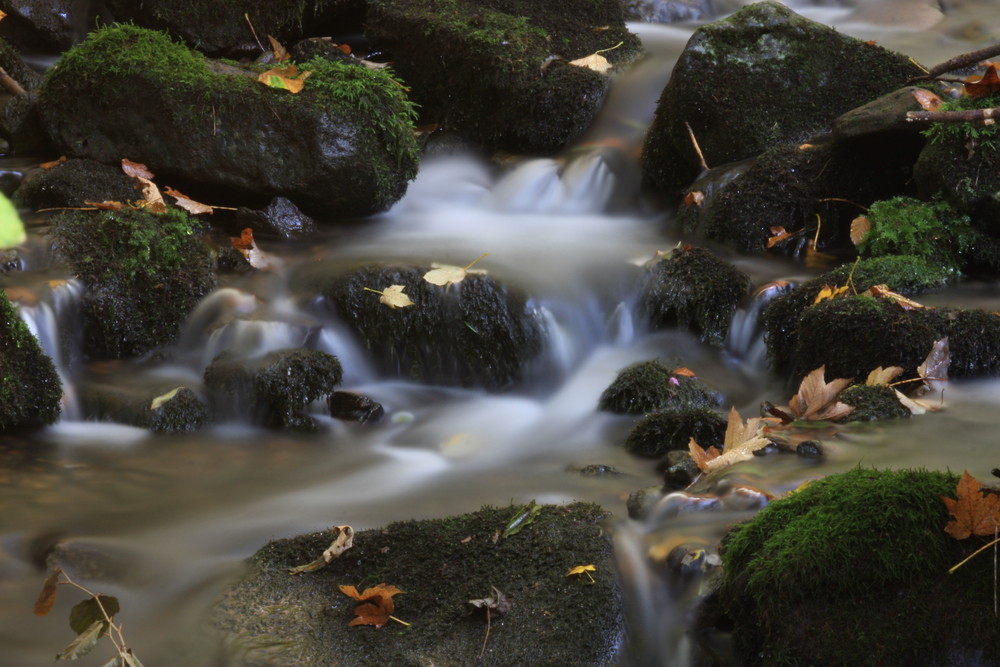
[423,252,489,287]
[339,583,407,628]
[942,471,1000,540]
[964,64,1000,99]
[258,64,312,93]
[363,284,414,309]
[688,437,721,473]
[865,366,904,386]
[778,366,854,422]
[699,407,775,472]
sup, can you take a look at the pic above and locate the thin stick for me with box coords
[0,67,25,95]
[244,13,265,53]
[910,41,1000,82]
[479,607,492,658]
[906,107,1000,125]
[949,534,1000,574]
[685,122,709,172]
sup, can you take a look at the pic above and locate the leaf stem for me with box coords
[362,287,385,296]
[389,615,411,626]
[464,252,490,271]
[949,534,1000,574]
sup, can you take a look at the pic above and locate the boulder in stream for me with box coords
[79,382,209,432]
[213,502,622,665]
[0,291,61,430]
[642,0,924,196]
[14,158,136,210]
[50,207,216,359]
[718,467,1000,664]
[598,359,722,414]
[366,0,642,154]
[36,24,420,216]
[624,407,726,459]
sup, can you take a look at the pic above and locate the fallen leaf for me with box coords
[683,191,704,207]
[894,388,942,415]
[120,159,167,213]
[150,387,184,411]
[798,143,815,149]
[566,564,597,577]
[289,525,355,574]
[964,64,1000,99]
[33,569,62,616]
[83,200,127,210]
[40,156,67,169]
[0,10,5,21]
[942,471,1000,540]
[912,88,943,111]
[363,284,415,309]
[766,226,795,248]
[230,228,278,270]
[865,366,904,386]
[850,215,870,246]
[468,586,513,614]
[339,583,405,628]
[568,52,611,73]
[918,337,950,395]
[673,367,696,378]
[423,252,489,287]
[502,499,542,538]
[258,64,312,93]
[777,366,854,422]
[865,284,928,310]
[121,158,155,180]
[701,407,775,472]
[813,283,849,304]
[688,437,721,473]
[164,186,214,215]
[267,35,290,62]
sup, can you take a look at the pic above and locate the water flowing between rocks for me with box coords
[3,4,1000,665]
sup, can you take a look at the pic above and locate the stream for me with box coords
[3,2,1000,665]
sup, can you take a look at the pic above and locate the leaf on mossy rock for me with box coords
[912,88,943,111]
[258,64,311,93]
[423,252,489,287]
[942,470,1000,540]
[267,35,290,62]
[865,366,904,386]
[468,586,513,614]
[289,525,354,574]
[363,284,414,309]
[164,186,214,215]
[777,366,854,422]
[339,583,403,628]
[568,52,611,73]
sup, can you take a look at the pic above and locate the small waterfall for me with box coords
[724,280,795,374]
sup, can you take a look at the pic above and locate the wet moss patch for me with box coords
[598,359,722,414]
[0,291,61,430]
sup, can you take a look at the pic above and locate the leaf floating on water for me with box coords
[289,525,354,574]
[423,252,490,287]
[502,499,542,538]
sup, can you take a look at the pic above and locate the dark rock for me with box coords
[0,290,61,430]
[642,1,923,196]
[14,158,136,209]
[204,348,343,430]
[213,502,622,665]
[0,35,43,90]
[79,382,209,432]
[915,131,1000,232]
[37,24,420,216]
[0,91,53,156]
[366,0,642,154]
[662,450,699,489]
[50,207,216,359]
[598,358,721,414]
[624,407,725,458]
[718,468,1000,664]
[627,485,662,519]
[295,262,543,390]
[328,390,384,423]
[0,0,93,51]
[839,384,910,422]
[574,463,623,477]
[832,86,929,140]
[235,196,317,239]
[0,248,21,272]
[794,439,824,459]
[640,246,750,346]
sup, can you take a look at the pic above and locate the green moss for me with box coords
[923,92,1000,152]
[859,196,975,271]
[624,407,725,458]
[0,291,61,430]
[719,467,1000,665]
[839,383,909,422]
[598,359,721,414]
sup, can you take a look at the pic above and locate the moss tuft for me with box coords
[859,196,975,272]
[839,383,909,422]
[0,291,62,430]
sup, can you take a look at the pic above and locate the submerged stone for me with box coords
[0,291,61,431]
[719,467,1000,664]
[366,0,642,154]
[14,158,136,210]
[213,502,622,666]
[598,359,722,414]
[839,383,910,422]
[37,24,419,216]
[640,246,750,346]
[642,0,922,196]
[79,382,209,432]
[235,196,317,240]
[624,407,726,459]
[50,207,216,359]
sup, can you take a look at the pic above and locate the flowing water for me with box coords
[3,3,1000,665]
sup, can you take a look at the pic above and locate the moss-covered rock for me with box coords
[598,359,721,414]
[640,246,750,346]
[213,502,622,666]
[37,24,419,216]
[624,407,725,458]
[295,262,543,390]
[366,0,642,154]
[761,255,951,377]
[79,382,209,432]
[718,467,1000,665]
[14,158,136,210]
[50,207,216,359]
[642,0,923,196]
[203,348,342,430]
[0,290,61,430]
[839,383,910,422]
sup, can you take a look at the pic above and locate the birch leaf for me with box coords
[423,252,489,287]
[0,191,25,249]
[568,52,611,73]
[56,620,104,660]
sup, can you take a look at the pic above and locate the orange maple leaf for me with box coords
[688,437,720,472]
[942,471,1000,540]
[964,64,1000,99]
[339,583,405,628]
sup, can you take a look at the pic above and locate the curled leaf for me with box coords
[911,88,942,111]
[258,64,312,93]
[502,499,541,538]
[34,569,62,616]
[918,337,950,395]
[339,583,405,628]
[468,586,513,614]
[289,525,355,574]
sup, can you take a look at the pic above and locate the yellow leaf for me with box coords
[850,215,870,246]
[0,11,6,21]
[423,252,489,287]
[258,64,312,93]
[568,53,611,73]
[364,284,414,309]
[150,387,183,410]
[813,283,848,304]
[267,35,290,62]
[566,564,596,576]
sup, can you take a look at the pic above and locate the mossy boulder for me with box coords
[14,158,136,210]
[598,359,722,414]
[103,0,363,56]
[366,0,642,154]
[37,24,419,216]
[50,207,216,359]
[676,135,924,254]
[640,246,750,347]
[213,502,622,666]
[761,255,951,377]
[642,0,923,196]
[0,291,61,430]
[295,263,543,390]
[624,407,725,458]
[79,382,209,432]
[718,467,1000,665]
[203,348,343,430]
[839,383,910,422]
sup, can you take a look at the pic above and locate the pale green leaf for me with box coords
[0,191,25,249]
[150,387,183,411]
[56,620,103,660]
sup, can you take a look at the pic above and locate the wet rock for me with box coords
[761,255,951,378]
[204,348,343,430]
[0,290,61,431]
[640,246,750,346]
[627,485,663,519]
[235,196,317,240]
[662,450,699,490]
[79,382,209,432]
[718,467,1000,665]
[642,1,923,196]
[366,0,642,154]
[50,207,216,359]
[665,543,721,578]
[14,158,136,209]
[328,390,384,424]
[0,35,43,91]
[832,86,930,140]
[794,439,824,459]
[598,359,722,414]
[0,0,93,51]
[103,0,365,57]
[621,0,712,23]
[624,407,726,459]
[572,463,624,477]
[213,502,622,666]
[37,24,420,216]
[840,384,911,423]
[295,262,543,390]
[0,248,21,272]
[0,91,53,156]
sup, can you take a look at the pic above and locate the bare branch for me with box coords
[905,106,1000,125]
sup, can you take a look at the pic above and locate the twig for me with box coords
[244,13,265,53]
[909,41,1000,82]
[479,607,492,659]
[905,107,1000,126]
[0,66,25,95]
[949,534,1000,574]
[685,121,709,172]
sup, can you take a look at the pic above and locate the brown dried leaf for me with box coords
[865,284,928,310]
[673,367,696,378]
[782,366,854,422]
[340,583,403,628]
[865,366,904,386]
[917,337,950,395]
[942,471,1000,540]
[164,186,214,215]
[850,215,870,246]
[267,35,290,62]
[40,156,67,169]
[121,158,154,180]
[766,226,794,248]
[33,569,62,616]
[83,200,127,210]
[688,437,721,473]
[964,64,1000,99]
[683,191,704,207]
[912,88,943,111]
[258,64,312,93]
